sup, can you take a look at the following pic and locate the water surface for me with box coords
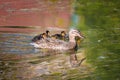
[0,27,90,80]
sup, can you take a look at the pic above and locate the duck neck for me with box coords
[69,35,76,43]
[68,35,77,50]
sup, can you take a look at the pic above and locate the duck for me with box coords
[51,31,67,41]
[31,30,50,42]
[31,34,43,42]
[46,30,51,38]
[30,29,85,50]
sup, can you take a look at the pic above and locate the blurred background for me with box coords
[0,0,120,80]
[0,0,72,33]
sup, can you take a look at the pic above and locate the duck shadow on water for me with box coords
[68,49,86,67]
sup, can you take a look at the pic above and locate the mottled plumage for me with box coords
[30,29,84,50]
[51,31,67,41]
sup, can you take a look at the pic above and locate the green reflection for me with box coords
[74,0,120,80]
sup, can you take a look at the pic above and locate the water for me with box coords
[0,28,91,80]
[0,27,120,80]
[0,33,33,54]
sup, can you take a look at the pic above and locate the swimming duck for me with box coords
[46,30,51,38]
[31,34,42,42]
[31,33,47,42]
[30,29,84,50]
[31,30,50,42]
[51,31,67,41]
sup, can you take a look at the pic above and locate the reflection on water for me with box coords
[1,28,119,80]
[0,33,33,54]
[0,31,90,80]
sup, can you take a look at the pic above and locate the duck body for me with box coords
[30,29,84,50]
[51,31,68,41]
[31,38,76,50]
[31,34,43,42]
[46,30,51,38]
[51,34,63,39]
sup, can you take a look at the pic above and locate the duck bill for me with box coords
[79,35,84,39]
[78,33,85,39]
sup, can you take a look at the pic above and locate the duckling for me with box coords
[51,31,67,41]
[61,31,67,40]
[31,33,47,42]
[42,33,47,39]
[32,30,50,42]
[46,30,50,38]
[30,29,85,50]
[31,34,43,42]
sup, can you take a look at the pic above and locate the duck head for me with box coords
[46,30,50,35]
[69,29,85,40]
[42,33,47,39]
[61,31,66,37]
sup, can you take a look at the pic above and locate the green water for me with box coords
[73,0,120,80]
